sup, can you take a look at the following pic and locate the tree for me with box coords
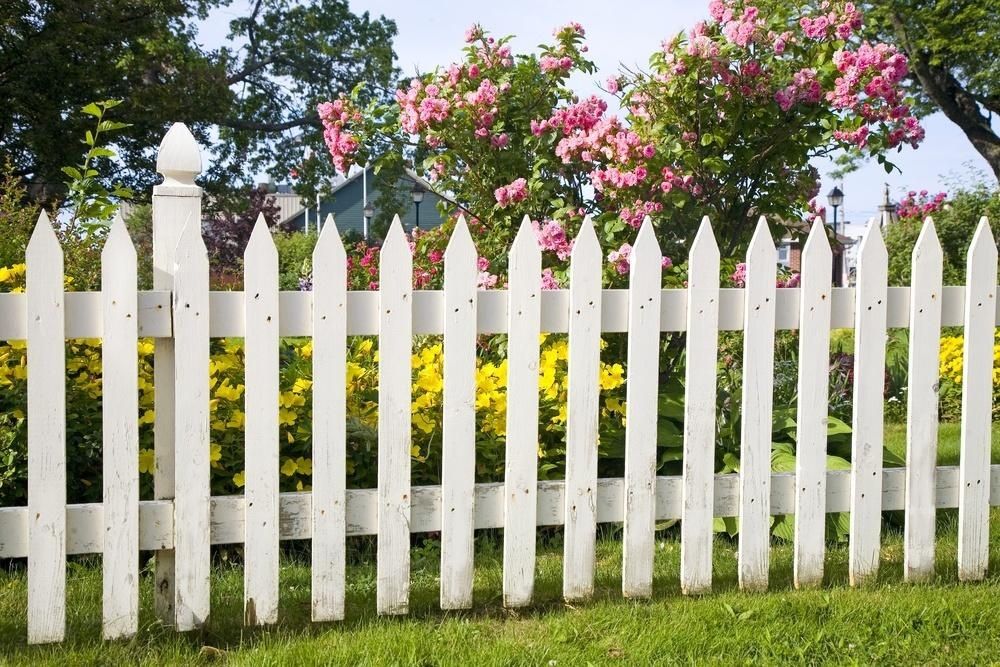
[322,2,921,285]
[884,185,1000,286]
[203,185,280,285]
[860,1,1000,181]
[0,0,398,205]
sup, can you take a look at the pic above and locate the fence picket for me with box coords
[793,219,832,589]
[503,216,542,607]
[441,217,478,609]
[172,218,211,629]
[377,216,413,615]
[312,215,347,621]
[244,215,280,625]
[152,123,202,623]
[904,217,943,582]
[26,212,66,644]
[849,221,888,586]
[622,218,662,598]
[563,217,603,601]
[680,217,717,595]
[958,217,997,581]
[101,214,139,639]
[738,217,777,592]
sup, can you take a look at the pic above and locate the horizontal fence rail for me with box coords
[3,123,998,644]
[0,285,996,339]
[4,467,1000,558]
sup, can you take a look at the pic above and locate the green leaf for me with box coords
[86,147,116,159]
[80,102,102,118]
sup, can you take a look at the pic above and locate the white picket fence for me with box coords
[0,123,998,644]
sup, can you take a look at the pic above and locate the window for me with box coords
[777,242,790,267]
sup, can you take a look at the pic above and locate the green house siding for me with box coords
[284,171,448,236]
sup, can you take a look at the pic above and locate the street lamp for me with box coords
[363,200,374,242]
[411,181,426,229]
[827,185,844,286]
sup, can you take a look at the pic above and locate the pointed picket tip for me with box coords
[857,218,887,262]
[746,216,775,259]
[689,216,720,261]
[381,214,409,255]
[511,215,540,253]
[27,210,59,253]
[103,212,135,258]
[175,214,207,263]
[912,216,942,261]
[246,213,277,264]
[630,215,662,266]
[315,214,345,259]
[156,123,202,187]
[445,215,476,260]
[967,216,998,262]
[802,216,832,260]
[247,213,274,244]
[570,216,600,263]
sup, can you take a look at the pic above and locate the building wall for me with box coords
[282,174,448,236]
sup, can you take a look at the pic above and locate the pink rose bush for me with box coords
[318,1,920,291]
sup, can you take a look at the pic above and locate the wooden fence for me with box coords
[0,123,998,643]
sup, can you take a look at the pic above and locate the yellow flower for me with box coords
[413,412,436,433]
[137,340,155,357]
[292,378,313,394]
[415,366,443,393]
[210,443,222,467]
[214,380,244,402]
[233,471,246,488]
[298,340,313,358]
[600,363,625,391]
[280,391,306,408]
[139,409,155,425]
[279,408,297,426]
[281,458,298,476]
[138,448,155,474]
[227,410,245,429]
[295,457,312,475]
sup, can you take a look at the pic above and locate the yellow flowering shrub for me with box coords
[936,331,1000,420]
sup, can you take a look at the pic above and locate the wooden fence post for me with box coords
[311,215,347,621]
[849,220,888,586]
[563,216,602,601]
[958,217,997,581]
[680,217,717,596]
[244,215,280,625]
[793,219,832,589]
[503,217,542,608]
[738,217,776,592]
[904,217,942,582]
[152,122,202,625]
[101,214,140,639]
[622,216,663,598]
[441,216,478,610]
[377,216,413,615]
[26,212,66,644]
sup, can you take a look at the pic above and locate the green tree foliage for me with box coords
[860,1,1000,181]
[0,0,399,205]
[884,184,1000,286]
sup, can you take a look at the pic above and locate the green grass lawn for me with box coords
[2,423,1000,665]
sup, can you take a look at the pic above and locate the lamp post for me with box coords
[411,181,426,230]
[827,185,844,286]
[363,200,374,242]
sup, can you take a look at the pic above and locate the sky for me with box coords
[199,0,994,230]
